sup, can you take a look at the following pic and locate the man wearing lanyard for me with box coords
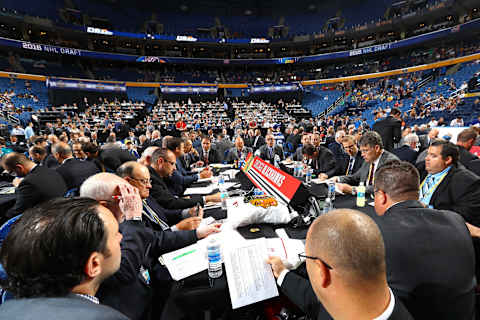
[420,140,480,226]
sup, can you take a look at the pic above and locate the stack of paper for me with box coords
[160,243,208,281]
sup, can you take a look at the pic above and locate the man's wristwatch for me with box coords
[351,187,357,196]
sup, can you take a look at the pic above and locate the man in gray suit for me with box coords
[329,131,399,195]
[214,133,233,162]
[225,136,253,164]
[0,198,129,320]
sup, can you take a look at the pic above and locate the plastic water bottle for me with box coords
[305,167,312,185]
[327,181,336,201]
[356,181,366,207]
[274,154,280,168]
[218,175,226,190]
[296,162,304,177]
[220,191,228,210]
[322,197,333,214]
[207,238,223,279]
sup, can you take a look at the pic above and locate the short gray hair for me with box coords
[80,173,127,201]
[403,133,419,146]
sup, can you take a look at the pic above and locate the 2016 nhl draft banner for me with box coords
[241,153,301,205]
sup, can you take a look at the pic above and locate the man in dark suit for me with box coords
[0,198,129,320]
[292,133,311,161]
[322,135,363,179]
[418,128,439,153]
[330,131,399,195]
[165,137,212,196]
[28,145,58,168]
[420,140,480,226]
[251,128,265,151]
[373,161,476,319]
[302,144,336,177]
[52,142,100,191]
[99,141,137,172]
[149,148,221,210]
[256,134,284,164]
[268,209,413,320]
[2,152,67,221]
[214,133,234,162]
[224,136,253,164]
[196,136,222,165]
[327,130,346,161]
[372,107,402,152]
[456,128,480,175]
[393,133,419,164]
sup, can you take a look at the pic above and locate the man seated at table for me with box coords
[420,140,480,226]
[196,136,222,165]
[328,134,364,178]
[373,160,475,319]
[268,209,413,320]
[257,134,285,164]
[0,198,129,320]
[292,133,311,161]
[325,131,398,195]
[225,136,253,164]
[165,137,212,196]
[148,148,221,210]
[1,152,67,222]
[52,142,100,191]
[80,172,220,320]
[119,161,209,232]
[301,143,336,178]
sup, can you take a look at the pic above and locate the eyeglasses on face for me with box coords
[298,253,333,270]
[130,177,152,185]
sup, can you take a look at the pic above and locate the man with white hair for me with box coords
[328,130,346,160]
[80,173,219,320]
[138,146,159,167]
[393,133,419,164]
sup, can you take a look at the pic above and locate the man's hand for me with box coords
[266,256,286,278]
[199,169,212,179]
[176,217,202,230]
[118,184,143,222]
[206,193,221,203]
[196,223,222,239]
[466,223,480,238]
[336,183,353,194]
[12,177,23,187]
[317,173,328,181]
[188,206,204,218]
[328,176,339,183]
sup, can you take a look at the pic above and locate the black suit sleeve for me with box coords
[281,272,331,319]
[149,229,197,258]
[9,180,40,216]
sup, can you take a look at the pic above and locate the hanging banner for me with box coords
[46,77,127,92]
[241,153,301,205]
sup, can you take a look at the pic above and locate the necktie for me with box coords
[367,163,376,186]
[269,148,273,159]
[421,175,435,199]
[204,151,209,165]
[346,157,355,175]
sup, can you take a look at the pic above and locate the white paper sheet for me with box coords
[196,177,213,183]
[223,238,279,309]
[184,185,215,195]
[160,243,208,281]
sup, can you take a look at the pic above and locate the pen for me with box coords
[112,195,122,200]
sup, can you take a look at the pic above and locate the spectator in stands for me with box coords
[24,122,34,141]
[267,209,413,320]
[196,136,222,165]
[1,152,66,222]
[328,131,398,195]
[257,134,285,163]
[393,133,419,164]
[450,116,464,127]
[8,134,26,153]
[52,142,100,192]
[420,140,480,226]
[0,198,129,320]
[456,128,480,174]
[148,148,220,210]
[225,136,253,164]
[302,143,336,177]
[372,107,402,152]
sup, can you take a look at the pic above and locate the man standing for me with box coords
[267,209,413,319]
[0,198,129,320]
[251,128,265,151]
[225,136,253,164]
[372,107,402,152]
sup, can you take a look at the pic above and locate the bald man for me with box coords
[52,142,100,191]
[268,209,412,320]
[2,152,67,221]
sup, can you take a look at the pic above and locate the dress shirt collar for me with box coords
[372,150,384,170]
[373,288,395,320]
[427,165,452,181]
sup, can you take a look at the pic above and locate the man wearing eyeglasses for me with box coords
[319,135,363,180]
[372,160,476,319]
[267,209,413,319]
[325,131,398,195]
